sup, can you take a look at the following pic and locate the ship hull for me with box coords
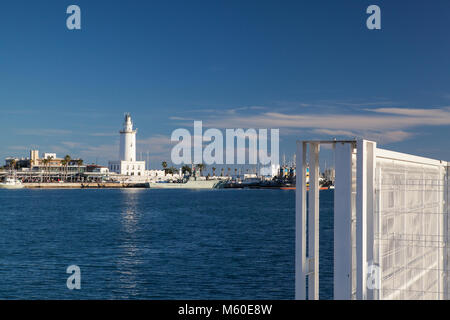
[148,180,221,189]
[0,184,24,189]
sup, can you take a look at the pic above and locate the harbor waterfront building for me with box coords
[5,150,86,173]
[109,113,146,176]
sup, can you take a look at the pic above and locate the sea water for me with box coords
[0,189,333,299]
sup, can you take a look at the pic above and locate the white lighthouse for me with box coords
[120,113,136,162]
[109,113,146,177]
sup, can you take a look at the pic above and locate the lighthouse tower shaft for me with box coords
[119,114,137,162]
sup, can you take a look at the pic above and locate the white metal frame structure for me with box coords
[295,139,449,300]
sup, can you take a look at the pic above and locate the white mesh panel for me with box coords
[374,158,446,300]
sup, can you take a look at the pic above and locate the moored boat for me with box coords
[0,177,24,189]
[147,177,224,189]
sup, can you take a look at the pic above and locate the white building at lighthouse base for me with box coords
[108,160,146,177]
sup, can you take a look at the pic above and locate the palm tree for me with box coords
[61,159,67,181]
[234,168,237,177]
[64,155,71,181]
[166,166,177,175]
[47,156,54,181]
[212,167,216,177]
[76,159,83,173]
[41,157,52,182]
[9,159,16,171]
[221,168,224,177]
[76,159,83,181]
[181,165,191,175]
[227,167,231,177]
[162,161,168,175]
[42,158,48,182]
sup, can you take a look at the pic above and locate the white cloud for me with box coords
[164,106,450,144]
[312,129,414,144]
[15,129,73,136]
[7,145,30,151]
[61,141,83,149]
[210,109,450,130]
[89,132,117,137]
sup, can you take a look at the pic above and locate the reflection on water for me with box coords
[120,189,142,234]
[116,189,145,296]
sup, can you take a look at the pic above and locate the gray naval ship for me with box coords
[146,175,226,189]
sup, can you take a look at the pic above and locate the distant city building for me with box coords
[30,150,39,166]
[5,157,30,169]
[86,164,109,173]
[28,150,85,173]
[108,114,146,176]
[146,169,167,180]
[260,164,280,177]
[43,153,57,160]
[5,150,84,173]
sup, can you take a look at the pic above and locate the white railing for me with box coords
[295,139,448,300]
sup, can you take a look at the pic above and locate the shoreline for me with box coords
[4,182,335,190]
[22,182,148,189]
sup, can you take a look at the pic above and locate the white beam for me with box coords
[295,141,307,299]
[308,143,320,300]
[442,165,448,300]
[356,140,376,300]
[334,142,353,299]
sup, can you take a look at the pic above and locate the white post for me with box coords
[442,165,448,300]
[334,142,353,299]
[356,140,376,300]
[295,141,307,299]
[308,143,320,300]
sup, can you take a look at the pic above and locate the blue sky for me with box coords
[1,0,450,168]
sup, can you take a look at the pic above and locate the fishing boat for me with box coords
[147,176,224,189]
[0,176,24,189]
